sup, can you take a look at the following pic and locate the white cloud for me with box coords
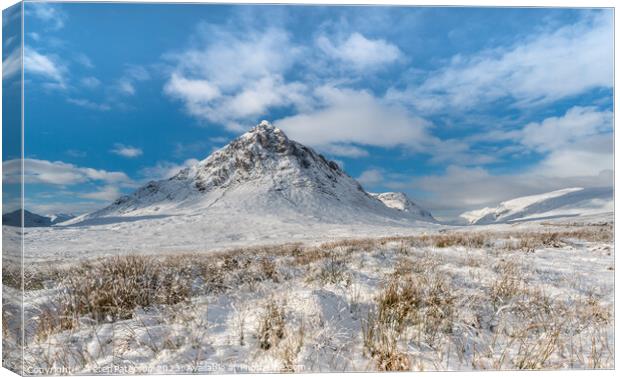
[319,144,369,158]
[520,106,612,153]
[80,185,122,201]
[164,27,308,125]
[67,98,110,111]
[24,47,66,86]
[29,3,66,30]
[164,72,221,103]
[405,164,612,217]
[140,159,200,180]
[357,169,384,186]
[75,53,94,69]
[110,144,143,158]
[116,65,150,96]
[80,76,101,88]
[389,12,613,113]
[317,32,402,70]
[274,86,433,156]
[3,159,133,186]
[66,149,87,158]
[117,79,135,95]
[2,48,20,80]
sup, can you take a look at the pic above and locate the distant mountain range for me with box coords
[2,210,75,227]
[460,187,613,225]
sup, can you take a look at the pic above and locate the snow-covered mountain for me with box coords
[460,187,613,225]
[67,121,434,226]
[2,210,74,227]
[48,213,76,225]
[370,192,435,221]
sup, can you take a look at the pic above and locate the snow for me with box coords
[66,122,434,226]
[2,121,614,373]
[369,192,435,221]
[8,215,614,373]
[460,187,613,224]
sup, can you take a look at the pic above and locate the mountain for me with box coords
[67,121,434,226]
[460,187,613,225]
[2,210,76,227]
[370,192,435,221]
[3,210,51,227]
[48,213,76,225]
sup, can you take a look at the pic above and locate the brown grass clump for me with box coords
[490,260,525,306]
[56,255,192,327]
[2,264,59,291]
[364,264,456,370]
[257,299,287,350]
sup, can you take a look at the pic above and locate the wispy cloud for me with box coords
[116,65,150,96]
[80,76,101,89]
[316,32,402,70]
[80,185,122,201]
[385,107,613,216]
[274,85,434,156]
[29,3,66,30]
[2,48,21,80]
[164,27,308,126]
[67,98,110,111]
[140,159,200,180]
[24,47,66,88]
[388,12,613,113]
[3,158,133,186]
[357,169,384,186]
[110,144,143,158]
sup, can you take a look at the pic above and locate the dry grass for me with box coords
[16,224,614,372]
[33,255,193,339]
[257,299,287,351]
[363,256,457,371]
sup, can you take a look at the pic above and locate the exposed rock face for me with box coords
[71,121,435,225]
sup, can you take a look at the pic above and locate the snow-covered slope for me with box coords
[48,213,75,225]
[67,121,433,226]
[460,187,613,225]
[370,192,435,221]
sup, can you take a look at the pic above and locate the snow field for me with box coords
[3,223,614,373]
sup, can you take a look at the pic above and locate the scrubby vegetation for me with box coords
[3,224,614,373]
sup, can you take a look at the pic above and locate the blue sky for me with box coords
[3,3,613,219]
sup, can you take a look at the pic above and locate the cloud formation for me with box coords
[316,32,402,70]
[164,27,308,129]
[24,47,66,88]
[388,12,613,113]
[110,144,143,158]
[3,159,133,186]
[274,86,433,155]
[139,159,200,180]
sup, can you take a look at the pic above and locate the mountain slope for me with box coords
[370,192,435,221]
[68,121,434,226]
[2,210,75,227]
[460,187,613,225]
[3,210,51,227]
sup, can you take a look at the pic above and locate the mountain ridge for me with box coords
[460,187,613,225]
[67,121,434,226]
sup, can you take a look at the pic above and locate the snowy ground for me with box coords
[2,213,614,373]
[12,212,440,266]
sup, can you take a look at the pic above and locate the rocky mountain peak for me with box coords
[78,121,434,224]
